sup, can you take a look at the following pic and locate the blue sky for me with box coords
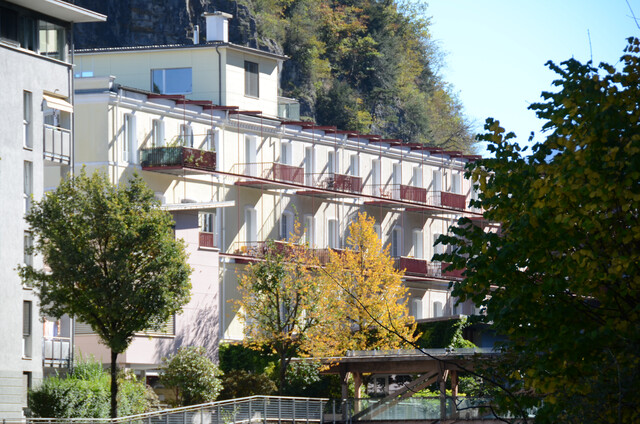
[426,0,640,156]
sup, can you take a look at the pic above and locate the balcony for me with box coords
[398,185,428,203]
[365,186,471,213]
[233,162,305,188]
[199,232,216,249]
[439,192,467,210]
[43,124,71,164]
[140,147,216,174]
[43,336,71,368]
[394,257,464,281]
[297,173,363,198]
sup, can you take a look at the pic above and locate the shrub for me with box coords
[160,346,223,406]
[28,357,157,418]
[219,370,277,399]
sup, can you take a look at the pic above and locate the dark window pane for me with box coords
[151,68,192,94]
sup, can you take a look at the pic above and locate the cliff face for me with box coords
[71,0,280,54]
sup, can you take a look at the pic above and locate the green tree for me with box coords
[160,346,223,406]
[237,229,325,392]
[20,171,191,418]
[438,38,640,423]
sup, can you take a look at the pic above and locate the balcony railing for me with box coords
[329,173,363,193]
[43,124,71,164]
[440,192,467,210]
[43,336,71,368]
[199,232,216,249]
[140,147,216,172]
[395,257,464,281]
[366,185,470,211]
[232,162,305,184]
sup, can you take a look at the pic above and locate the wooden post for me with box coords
[340,368,350,422]
[439,368,449,420]
[451,370,459,418]
[353,372,362,413]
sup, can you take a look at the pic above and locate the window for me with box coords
[245,136,257,176]
[373,224,382,241]
[410,298,422,319]
[24,231,33,267]
[151,68,192,94]
[23,91,32,148]
[451,173,461,194]
[22,372,32,408]
[244,61,259,97]
[38,20,66,60]
[123,114,136,162]
[328,151,339,175]
[23,301,32,358]
[245,207,257,246]
[200,212,215,233]
[152,119,164,147]
[433,301,443,318]
[328,219,339,249]
[372,159,381,195]
[1,6,18,42]
[391,227,402,257]
[433,232,443,256]
[412,166,423,188]
[304,147,314,185]
[280,141,292,165]
[350,154,359,177]
[412,229,423,259]
[280,211,294,241]
[303,215,315,246]
[433,170,442,192]
[179,124,193,148]
[23,161,32,214]
[204,129,214,151]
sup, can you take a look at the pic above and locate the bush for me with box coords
[218,343,276,374]
[415,317,476,349]
[219,370,277,399]
[160,346,223,406]
[28,357,157,418]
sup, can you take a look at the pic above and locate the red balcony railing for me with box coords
[399,185,428,203]
[394,257,465,281]
[440,192,467,210]
[328,173,363,193]
[271,163,304,184]
[140,147,216,172]
[441,262,466,279]
[199,232,215,248]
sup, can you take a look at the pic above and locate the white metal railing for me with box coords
[6,396,327,424]
[43,124,71,164]
[42,337,71,368]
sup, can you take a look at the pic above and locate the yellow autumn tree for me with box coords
[237,224,325,392]
[310,212,418,357]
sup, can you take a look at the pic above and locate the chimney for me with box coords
[203,12,233,43]
[193,25,199,44]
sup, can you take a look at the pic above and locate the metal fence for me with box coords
[4,397,325,424]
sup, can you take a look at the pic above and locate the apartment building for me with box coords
[0,0,104,417]
[71,13,483,377]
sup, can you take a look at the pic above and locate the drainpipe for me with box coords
[215,45,222,105]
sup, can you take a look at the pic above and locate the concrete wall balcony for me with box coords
[140,147,216,174]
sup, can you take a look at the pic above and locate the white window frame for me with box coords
[350,154,359,177]
[280,210,294,241]
[327,218,339,249]
[245,135,257,176]
[179,124,193,148]
[303,214,315,246]
[328,151,339,175]
[391,227,402,258]
[123,113,137,163]
[433,170,442,192]
[451,172,461,194]
[245,207,257,246]
[372,159,381,195]
[412,229,424,259]
[280,141,292,165]
[304,146,314,186]
[23,91,32,148]
[412,166,423,188]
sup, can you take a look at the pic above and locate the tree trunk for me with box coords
[110,350,119,418]
[278,350,287,395]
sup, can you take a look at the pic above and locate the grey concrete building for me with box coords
[0,0,104,418]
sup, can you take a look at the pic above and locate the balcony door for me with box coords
[305,147,314,185]
[245,136,257,176]
[412,229,424,259]
[245,207,257,246]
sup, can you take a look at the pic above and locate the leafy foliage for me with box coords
[312,213,418,355]
[160,346,223,406]
[29,358,158,418]
[237,225,325,392]
[20,170,191,417]
[437,38,640,423]
[219,370,277,399]
[414,317,475,349]
[218,343,276,374]
[241,0,475,150]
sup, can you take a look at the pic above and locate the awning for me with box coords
[43,94,73,113]
[160,201,235,212]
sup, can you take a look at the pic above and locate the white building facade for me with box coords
[0,0,104,418]
[71,13,483,377]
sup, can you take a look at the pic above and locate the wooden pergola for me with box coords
[318,348,498,421]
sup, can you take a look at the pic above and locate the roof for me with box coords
[75,41,288,61]
[8,0,106,23]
